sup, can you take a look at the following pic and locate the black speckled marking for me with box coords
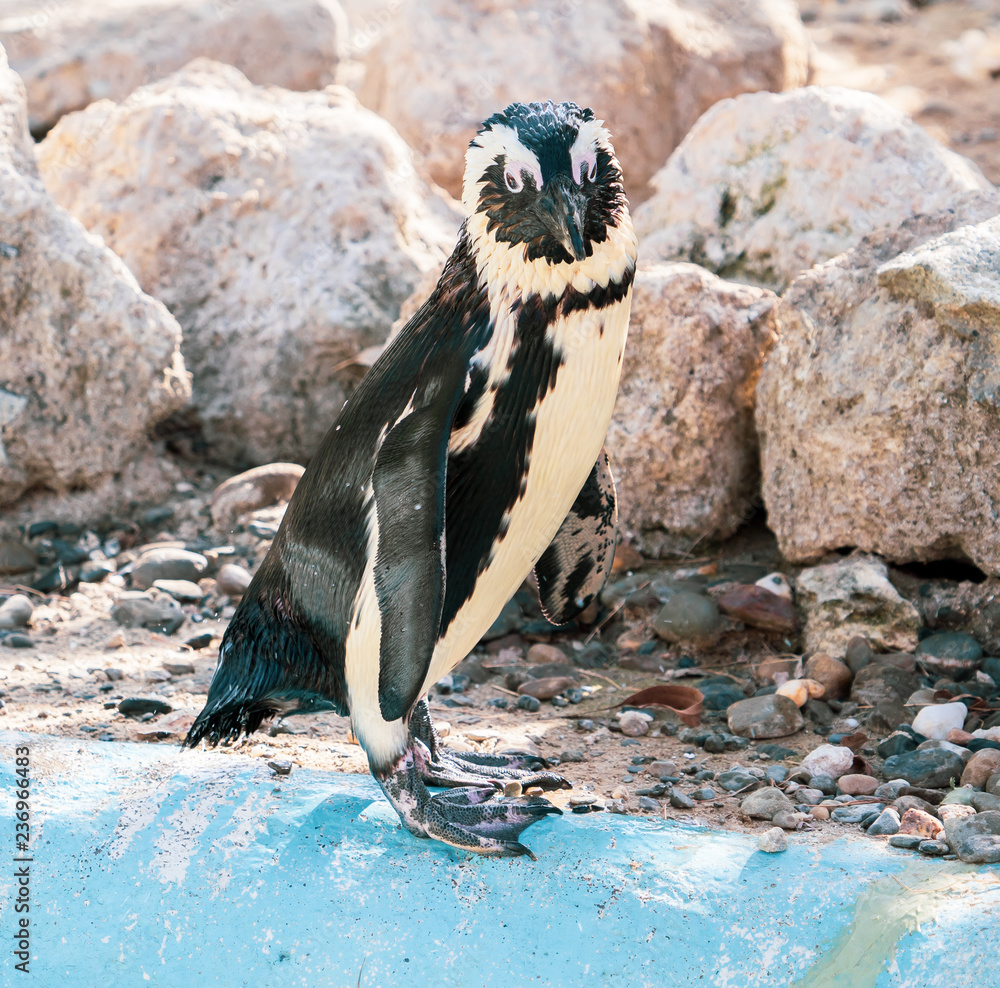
[440,291,563,634]
[534,446,618,624]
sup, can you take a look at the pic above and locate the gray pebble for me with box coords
[691,788,716,801]
[670,791,695,809]
[917,840,951,857]
[2,633,33,648]
[118,695,173,716]
[0,594,33,630]
[216,563,253,596]
[888,834,922,849]
[638,796,660,811]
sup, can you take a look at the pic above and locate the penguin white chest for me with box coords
[421,291,632,692]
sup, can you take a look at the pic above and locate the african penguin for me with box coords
[185,101,638,858]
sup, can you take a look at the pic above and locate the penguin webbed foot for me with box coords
[409,698,572,791]
[376,744,561,859]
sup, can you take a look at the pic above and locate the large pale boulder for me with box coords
[0,44,189,507]
[757,193,1000,573]
[353,0,811,201]
[795,555,922,656]
[39,60,459,465]
[0,0,347,134]
[633,87,993,290]
[608,263,779,557]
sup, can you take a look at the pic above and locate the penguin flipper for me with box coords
[534,446,618,624]
[371,399,455,723]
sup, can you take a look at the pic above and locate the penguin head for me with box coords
[463,101,627,265]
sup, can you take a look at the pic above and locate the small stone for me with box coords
[559,750,586,763]
[939,803,977,822]
[574,642,615,669]
[961,749,1000,788]
[163,661,196,676]
[526,643,568,665]
[145,669,172,682]
[775,678,825,707]
[653,591,723,643]
[80,560,116,583]
[915,631,982,664]
[716,584,797,633]
[619,710,652,737]
[798,744,855,780]
[866,807,901,836]
[758,827,788,853]
[131,548,209,590]
[916,739,972,765]
[773,809,807,829]
[944,810,1000,864]
[898,808,944,840]
[796,787,825,805]
[971,792,1000,813]
[0,594,33,630]
[727,694,804,739]
[152,579,206,603]
[894,795,940,819]
[111,591,186,634]
[917,840,951,857]
[216,563,253,597]
[946,728,974,746]
[877,732,917,759]
[516,695,541,712]
[838,774,879,796]
[831,803,884,825]
[808,805,830,821]
[845,636,875,675]
[118,695,173,716]
[210,463,304,531]
[698,678,746,711]
[268,759,293,775]
[989,773,1000,796]
[2,634,33,649]
[518,676,577,701]
[911,702,969,741]
[670,791,695,809]
[638,796,661,811]
[718,769,760,792]
[0,541,38,576]
[756,656,801,684]
[741,787,795,820]
[649,759,679,778]
[882,748,966,789]
[889,834,922,849]
[802,652,850,696]
[184,632,215,650]
[690,787,715,800]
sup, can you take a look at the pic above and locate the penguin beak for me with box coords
[535,175,588,261]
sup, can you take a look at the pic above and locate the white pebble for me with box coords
[911,702,968,741]
[758,827,788,853]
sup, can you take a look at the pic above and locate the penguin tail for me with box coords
[182,590,346,749]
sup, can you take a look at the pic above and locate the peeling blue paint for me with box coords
[0,731,996,987]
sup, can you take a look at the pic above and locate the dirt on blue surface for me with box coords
[0,730,996,987]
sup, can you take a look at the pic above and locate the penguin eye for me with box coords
[503,164,524,193]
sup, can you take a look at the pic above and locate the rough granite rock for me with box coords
[1,0,347,133]
[795,555,922,655]
[634,86,992,290]
[607,263,779,557]
[39,60,458,466]
[0,43,189,507]
[757,195,1000,574]
[352,0,810,201]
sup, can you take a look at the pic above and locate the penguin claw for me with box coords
[374,745,561,858]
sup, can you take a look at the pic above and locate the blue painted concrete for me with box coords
[0,730,996,987]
